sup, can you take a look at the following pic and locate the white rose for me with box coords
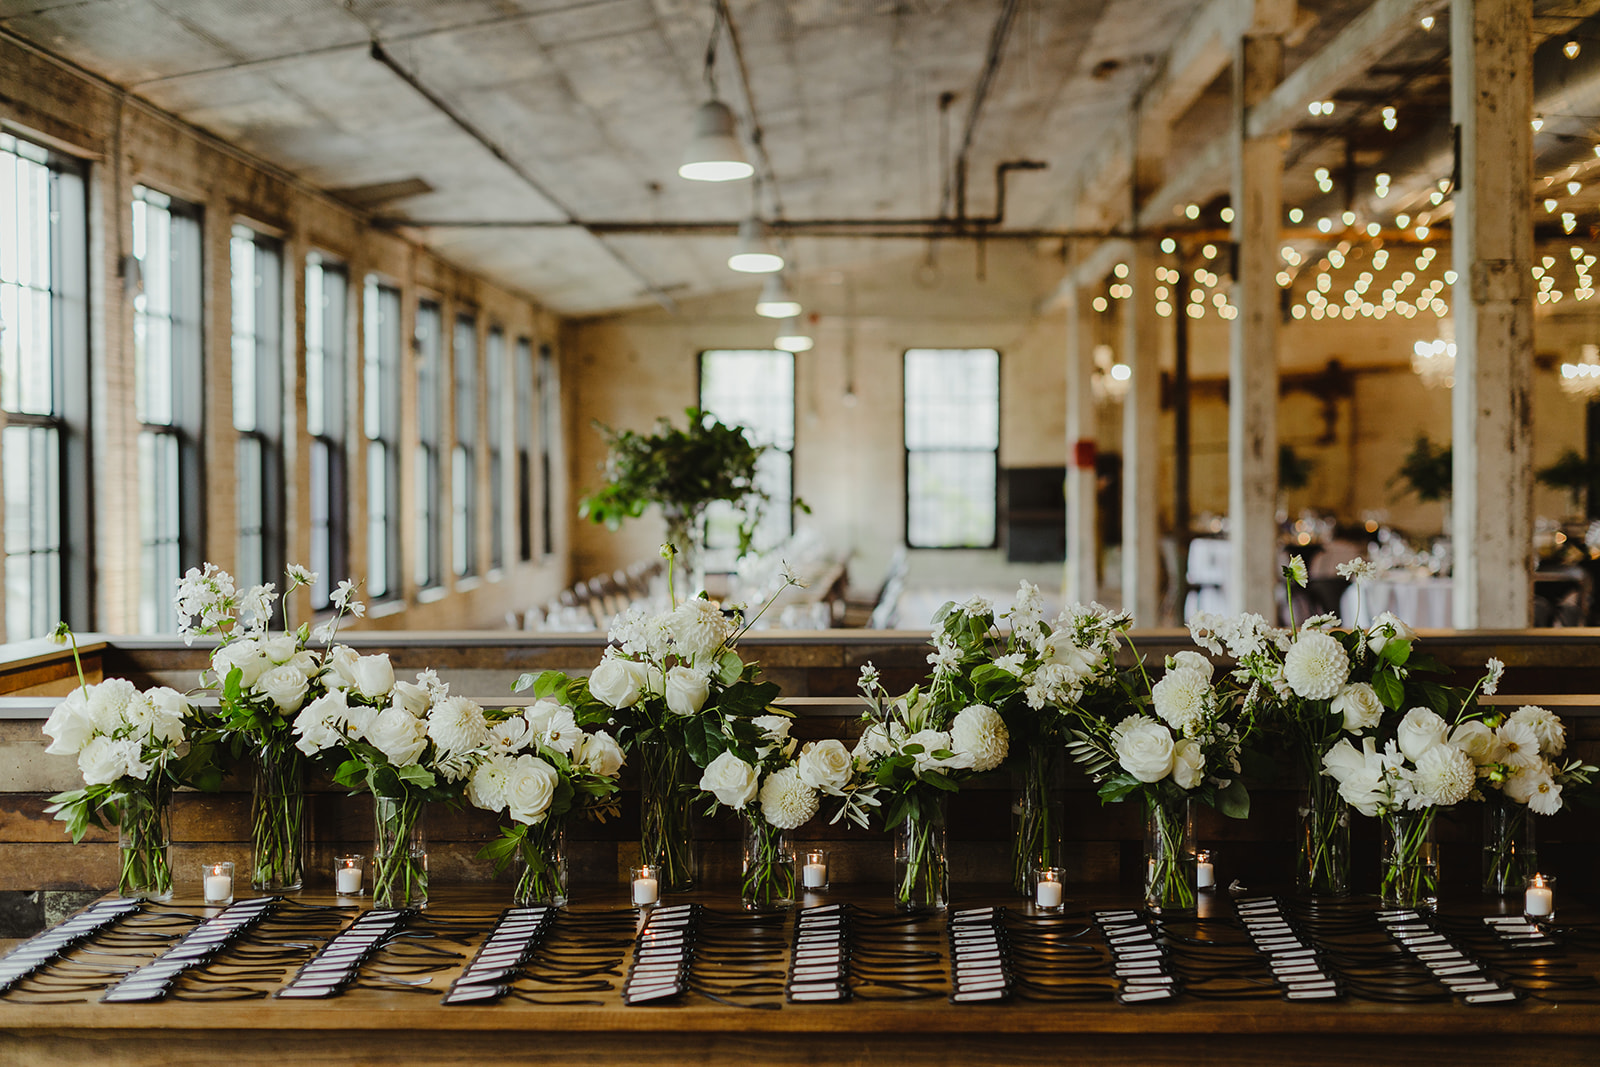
[78,735,136,785]
[759,766,819,830]
[588,655,646,709]
[1396,706,1449,763]
[1171,650,1214,681]
[43,689,94,755]
[1113,716,1176,783]
[1040,632,1098,677]
[214,640,269,689]
[949,704,1009,773]
[260,634,297,664]
[287,649,320,676]
[664,666,711,716]
[258,664,311,714]
[903,729,959,774]
[574,730,625,778]
[142,687,189,745]
[1331,682,1384,733]
[1151,668,1210,736]
[466,753,511,812]
[1172,739,1205,789]
[504,754,560,825]
[1449,720,1495,765]
[352,654,395,701]
[699,750,759,809]
[323,645,360,690]
[796,739,854,794]
[366,706,428,766]
[293,690,347,754]
[390,679,431,717]
[1367,611,1417,655]
[1282,631,1351,701]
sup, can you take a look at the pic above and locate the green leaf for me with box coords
[1213,778,1251,819]
[1380,639,1412,667]
[1097,774,1143,804]
[395,764,436,789]
[333,759,367,789]
[921,771,959,793]
[1372,670,1405,710]
[717,650,744,686]
[511,672,537,694]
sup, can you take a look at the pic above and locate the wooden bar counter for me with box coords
[2,885,1598,1067]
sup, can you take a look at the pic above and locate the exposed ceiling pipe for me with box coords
[713,0,785,221]
[368,40,678,313]
[952,0,1023,222]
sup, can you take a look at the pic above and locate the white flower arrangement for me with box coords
[1471,704,1594,816]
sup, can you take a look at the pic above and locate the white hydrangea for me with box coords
[1006,580,1044,642]
[1281,631,1350,701]
[949,704,1009,773]
[759,766,820,830]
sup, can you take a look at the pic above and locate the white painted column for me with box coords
[1065,284,1099,605]
[1450,0,1534,628]
[1121,240,1162,625]
[1228,33,1284,618]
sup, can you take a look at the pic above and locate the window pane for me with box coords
[364,278,401,598]
[3,424,61,639]
[514,338,534,562]
[486,328,504,570]
[367,441,389,600]
[452,314,477,576]
[904,349,999,548]
[700,349,795,552]
[237,434,264,588]
[536,345,557,558]
[415,301,442,588]
[138,430,180,632]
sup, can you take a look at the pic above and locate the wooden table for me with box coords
[1,886,1598,1067]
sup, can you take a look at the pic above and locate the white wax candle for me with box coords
[632,877,659,905]
[1036,880,1063,908]
[1196,862,1216,889]
[803,863,827,888]
[1525,884,1554,917]
[336,867,362,894]
[205,874,231,901]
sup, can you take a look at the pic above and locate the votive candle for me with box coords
[631,865,660,906]
[1196,849,1216,889]
[801,849,829,890]
[1034,867,1066,910]
[203,862,234,906]
[335,855,364,896]
[1525,873,1555,920]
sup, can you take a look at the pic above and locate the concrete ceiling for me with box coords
[0,0,1258,314]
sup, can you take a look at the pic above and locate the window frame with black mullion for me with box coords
[305,253,348,611]
[451,311,479,579]
[230,223,285,592]
[514,336,534,563]
[485,325,505,573]
[536,342,558,559]
[414,298,444,591]
[131,185,206,632]
[363,277,403,602]
[0,133,92,639]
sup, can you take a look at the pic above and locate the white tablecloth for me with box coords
[1184,538,1232,622]
[1340,576,1453,629]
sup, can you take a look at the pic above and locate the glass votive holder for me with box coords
[1033,867,1066,911]
[798,849,830,892]
[1196,849,1216,890]
[631,864,660,907]
[1525,873,1556,922]
[202,861,234,906]
[335,855,365,896]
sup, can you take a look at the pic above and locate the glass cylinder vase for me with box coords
[513,819,568,906]
[894,796,949,912]
[1144,792,1196,916]
[1482,792,1537,896]
[116,785,174,901]
[638,740,697,892]
[250,745,306,891]
[372,794,429,908]
[1380,808,1439,910]
[741,815,795,911]
[1011,745,1065,897]
[1296,768,1351,898]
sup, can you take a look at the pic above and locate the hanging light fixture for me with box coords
[755,273,801,318]
[775,317,813,352]
[678,99,753,182]
[728,218,784,273]
[1412,339,1456,389]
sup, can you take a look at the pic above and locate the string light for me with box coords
[1113,262,1130,278]
[1185,203,1200,219]
[1565,40,1581,59]
[1288,207,1304,223]
[1396,214,1411,228]
[1220,206,1234,223]
[1420,15,1435,30]
[1382,106,1397,131]
[1533,116,1545,132]
[1545,199,1559,213]
[1160,237,1177,253]
[1563,212,1578,234]
[1092,296,1108,312]
[1569,181,1582,195]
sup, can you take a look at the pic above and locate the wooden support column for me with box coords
[1065,284,1100,605]
[1228,33,1284,618]
[1450,0,1534,628]
[1121,240,1162,625]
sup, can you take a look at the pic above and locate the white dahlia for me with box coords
[1151,667,1210,736]
[1281,631,1350,701]
[667,598,734,662]
[759,766,820,830]
[950,704,1009,773]
[1410,744,1476,807]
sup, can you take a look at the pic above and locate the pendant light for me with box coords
[755,274,801,318]
[678,100,753,182]
[775,317,813,352]
[728,219,784,273]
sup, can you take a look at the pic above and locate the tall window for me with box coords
[0,134,89,641]
[132,187,204,632]
[699,350,794,560]
[485,326,505,572]
[536,343,558,558]
[305,254,347,610]
[230,224,284,589]
[451,313,478,578]
[904,348,999,548]
[414,300,443,590]
[364,278,402,601]
[514,337,534,562]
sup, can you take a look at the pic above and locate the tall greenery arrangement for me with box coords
[579,407,772,560]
